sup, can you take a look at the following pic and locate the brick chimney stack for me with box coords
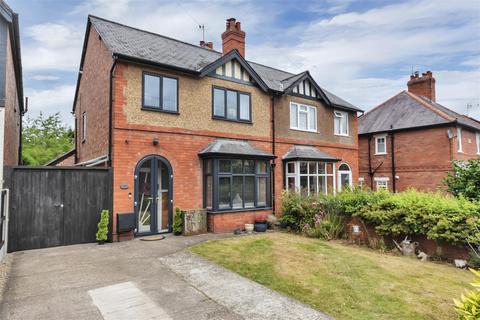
[200,41,213,49]
[221,18,245,57]
[407,70,436,102]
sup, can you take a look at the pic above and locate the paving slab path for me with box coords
[0,233,330,320]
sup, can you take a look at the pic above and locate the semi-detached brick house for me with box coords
[73,16,362,240]
[358,71,480,192]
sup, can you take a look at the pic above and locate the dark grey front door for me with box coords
[135,156,173,235]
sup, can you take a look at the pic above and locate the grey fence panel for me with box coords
[6,167,112,252]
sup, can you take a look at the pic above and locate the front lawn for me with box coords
[190,233,473,320]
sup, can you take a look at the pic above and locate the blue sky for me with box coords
[8,0,480,126]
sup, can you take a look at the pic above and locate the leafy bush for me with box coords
[173,208,183,235]
[354,189,480,246]
[96,210,109,242]
[281,188,480,246]
[303,211,345,240]
[445,160,480,201]
[454,268,480,320]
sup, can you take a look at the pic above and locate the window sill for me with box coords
[212,116,253,124]
[207,207,272,215]
[374,152,387,156]
[290,127,318,133]
[334,133,349,137]
[141,107,179,115]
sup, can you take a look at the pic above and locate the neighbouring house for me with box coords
[73,15,361,240]
[0,0,23,258]
[358,71,480,192]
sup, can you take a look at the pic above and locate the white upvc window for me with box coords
[290,102,317,132]
[285,161,335,195]
[374,177,389,191]
[477,132,480,155]
[358,177,364,188]
[457,127,463,153]
[334,110,349,136]
[337,163,352,192]
[375,134,387,155]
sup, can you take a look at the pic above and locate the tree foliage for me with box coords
[22,113,74,165]
[445,160,480,201]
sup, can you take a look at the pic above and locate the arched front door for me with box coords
[134,155,173,235]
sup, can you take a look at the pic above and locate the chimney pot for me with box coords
[407,70,436,101]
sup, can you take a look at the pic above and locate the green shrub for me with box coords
[173,208,183,235]
[355,189,480,246]
[445,160,480,201]
[303,212,345,240]
[96,209,109,242]
[281,188,480,247]
[454,268,480,319]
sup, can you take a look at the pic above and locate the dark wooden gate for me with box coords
[5,167,112,252]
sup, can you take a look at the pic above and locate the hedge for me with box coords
[280,188,480,246]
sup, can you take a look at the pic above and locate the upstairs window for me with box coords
[457,127,463,152]
[142,72,178,112]
[213,87,251,122]
[334,110,349,136]
[290,102,317,132]
[375,134,387,155]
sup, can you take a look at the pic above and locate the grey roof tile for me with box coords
[282,145,339,161]
[89,15,359,111]
[359,91,480,134]
[199,139,274,158]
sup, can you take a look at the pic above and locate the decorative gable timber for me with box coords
[281,71,331,106]
[214,59,252,83]
[199,49,269,92]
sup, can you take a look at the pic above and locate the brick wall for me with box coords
[74,26,113,163]
[358,125,480,192]
[3,28,20,166]
[109,62,360,237]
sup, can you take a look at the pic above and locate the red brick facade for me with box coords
[75,18,360,240]
[74,27,112,164]
[359,125,479,192]
[3,28,21,166]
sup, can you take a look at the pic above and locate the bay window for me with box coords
[285,161,335,195]
[204,158,270,211]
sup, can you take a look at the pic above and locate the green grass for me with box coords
[190,232,473,320]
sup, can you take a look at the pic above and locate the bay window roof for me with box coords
[282,145,339,162]
[199,139,275,159]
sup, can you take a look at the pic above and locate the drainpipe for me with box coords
[108,57,118,166]
[368,135,373,189]
[271,95,276,214]
[390,129,396,193]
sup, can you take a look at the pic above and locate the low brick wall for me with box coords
[208,210,273,233]
[345,217,468,260]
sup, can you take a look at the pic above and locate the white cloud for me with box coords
[22,23,83,71]
[29,75,60,81]
[24,85,76,126]
[246,0,480,120]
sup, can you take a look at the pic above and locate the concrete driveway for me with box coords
[0,234,330,320]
